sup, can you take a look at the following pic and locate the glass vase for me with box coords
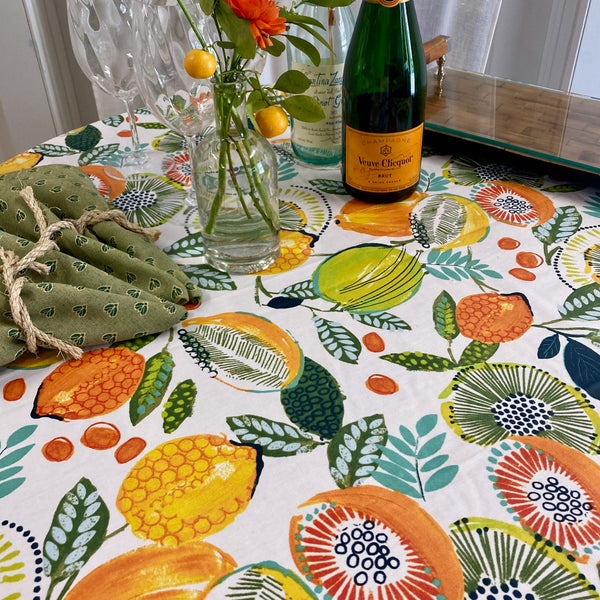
[193,79,280,273]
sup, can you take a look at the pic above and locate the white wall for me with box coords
[571,0,600,98]
[0,0,97,162]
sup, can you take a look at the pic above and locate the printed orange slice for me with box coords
[63,541,236,600]
[290,485,463,600]
[489,436,600,554]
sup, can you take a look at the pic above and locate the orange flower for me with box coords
[225,0,286,49]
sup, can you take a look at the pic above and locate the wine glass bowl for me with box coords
[67,0,147,167]
[132,0,216,206]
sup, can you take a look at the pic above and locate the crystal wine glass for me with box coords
[67,0,147,167]
[132,0,216,207]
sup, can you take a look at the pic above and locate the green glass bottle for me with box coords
[342,0,426,202]
[287,4,355,166]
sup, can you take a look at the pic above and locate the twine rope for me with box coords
[0,187,159,359]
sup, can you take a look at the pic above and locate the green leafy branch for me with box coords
[372,415,458,500]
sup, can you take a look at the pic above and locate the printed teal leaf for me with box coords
[0,466,22,481]
[375,416,457,500]
[327,414,388,488]
[557,283,600,321]
[43,478,109,586]
[424,465,458,492]
[458,340,499,366]
[375,459,418,483]
[583,191,600,219]
[5,425,36,449]
[417,433,446,459]
[308,178,347,195]
[371,472,421,499]
[312,315,361,364]
[181,264,237,291]
[532,205,582,245]
[278,280,319,300]
[433,290,459,341]
[381,351,457,372]
[538,334,561,359]
[280,357,345,439]
[228,415,322,456]
[398,425,416,447]
[0,445,35,469]
[387,434,415,457]
[415,414,437,437]
[426,250,502,281]
[164,232,205,258]
[0,478,26,498]
[350,311,411,331]
[420,454,449,472]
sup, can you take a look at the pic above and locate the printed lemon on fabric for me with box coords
[116,434,261,545]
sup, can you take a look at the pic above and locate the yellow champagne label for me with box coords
[345,123,423,193]
[365,0,408,6]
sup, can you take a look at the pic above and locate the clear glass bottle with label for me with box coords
[287,3,355,166]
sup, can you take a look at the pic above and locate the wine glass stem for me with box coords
[124,98,142,152]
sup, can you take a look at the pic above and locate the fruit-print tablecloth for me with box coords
[2,109,600,600]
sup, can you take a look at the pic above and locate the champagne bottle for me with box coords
[287,4,355,166]
[342,0,426,202]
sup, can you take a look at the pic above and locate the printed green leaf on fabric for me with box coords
[312,315,361,363]
[433,290,459,341]
[532,205,582,245]
[350,311,411,331]
[182,264,237,291]
[227,415,323,456]
[162,379,197,433]
[380,351,457,372]
[557,284,600,321]
[280,357,345,439]
[42,478,109,590]
[327,414,388,488]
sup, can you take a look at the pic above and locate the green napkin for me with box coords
[0,164,200,366]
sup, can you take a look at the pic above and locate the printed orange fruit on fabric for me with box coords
[0,151,42,174]
[255,230,314,274]
[79,164,126,200]
[116,434,261,546]
[33,347,145,420]
[290,485,463,600]
[334,194,424,237]
[473,181,555,227]
[181,312,303,392]
[455,292,533,343]
[490,436,600,554]
[63,541,236,600]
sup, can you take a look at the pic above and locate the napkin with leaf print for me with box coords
[0,163,201,366]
